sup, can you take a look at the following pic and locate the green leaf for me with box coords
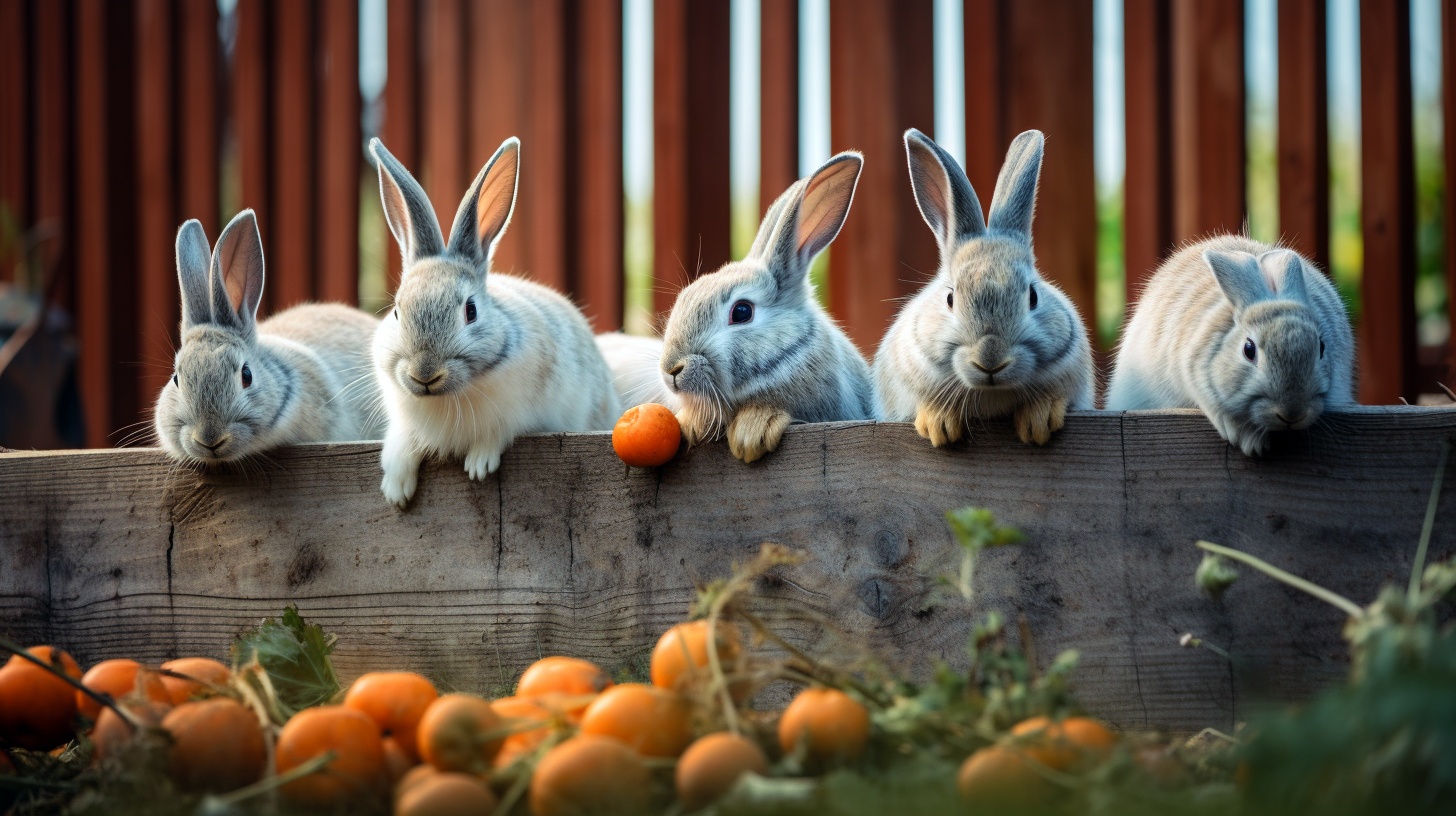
[1195,553,1240,600]
[231,606,340,720]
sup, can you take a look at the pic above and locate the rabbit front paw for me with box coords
[914,402,963,447]
[727,405,792,463]
[1013,396,1067,446]
[676,403,717,447]
[380,453,421,508]
[463,446,504,480]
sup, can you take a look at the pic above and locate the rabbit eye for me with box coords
[729,300,754,325]
[393,308,399,320]
[1319,339,1325,359]
[172,373,178,387]
[241,363,253,388]
[464,297,477,324]
[946,291,954,309]
[1243,339,1257,363]
[1029,283,1038,310]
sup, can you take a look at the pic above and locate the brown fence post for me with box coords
[1358,0,1417,403]
[233,0,272,312]
[1276,0,1330,274]
[381,0,419,287]
[963,0,1007,201]
[1123,0,1173,304]
[652,0,731,319]
[420,0,469,245]
[760,0,799,214]
[468,0,528,277]
[520,0,570,292]
[828,0,936,353]
[0,0,28,256]
[1443,0,1456,386]
[571,0,625,330]
[1171,0,1245,242]
[270,1,316,308]
[317,0,360,305]
[179,0,220,238]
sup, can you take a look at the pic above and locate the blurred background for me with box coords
[0,0,1450,450]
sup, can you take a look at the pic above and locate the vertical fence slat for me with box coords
[652,0,731,318]
[421,0,468,238]
[317,0,359,305]
[1276,0,1330,273]
[1004,0,1097,332]
[1358,0,1417,403]
[0,0,28,248]
[134,0,177,433]
[381,0,419,285]
[233,0,271,311]
[829,0,937,352]
[33,0,70,314]
[963,0,1006,201]
[1122,0,1173,303]
[1445,0,1456,383]
[270,1,316,307]
[470,0,528,276]
[759,0,799,213]
[522,0,569,291]
[178,0,219,237]
[572,0,624,330]
[1171,0,1245,241]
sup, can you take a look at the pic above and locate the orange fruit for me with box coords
[517,657,612,703]
[1009,715,1116,771]
[529,735,652,816]
[76,659,171,722]
[957,745,1058,807]
[158,657,230,705]
[612,403,681,467]
[275,705,387,808]
[396,771,499,816]
[383,736,418,783]
[493,695,570,768]
[395,762,442,805]
[580,683,693,757]
[650,620,742,694]
[0,646,83,750]
[675,732,769,810]
[163,698,268,794]
[91,698,171,765]
[777,687,870,765]
[416,693,505,774]
[343,671,438,761]
[1060,716,1117,756]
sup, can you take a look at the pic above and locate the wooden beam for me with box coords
[1171,0,1246,241]
[1446,0,1456,384]
[759,0,799,215]
[2,409,1451,732]
[32,1,70,313]
[652,0,731,317]
[178,0,220,237]
[1122,0,1173,304]
[317,0,360,305]
[0,0,28,249]
[1357,0,1416,403]
[1004,0,1097,334]
[963,0,1007,203]
[828,0,937,352]
[232,0,271,311]
[520,0,569,291]
[1276,0,1330,273]
[420,0,468,239]
[270,0,317,308]
[469,0,529,276]
[571,0,625,331]
[381,0,419,286]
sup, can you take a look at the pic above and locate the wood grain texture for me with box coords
[1171,0,1245,241]
[1276,0,1330,274]
[1122,0,1173,305]
[3,409,1452,732]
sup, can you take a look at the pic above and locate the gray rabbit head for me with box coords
[659,152,862,417]
[371,137,520,399]
[903,128,1084,397]
[155,210,276,463]
[1204,248,1332,431]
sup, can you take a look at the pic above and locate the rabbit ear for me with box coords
[1204,249,1269,312]
[905,129,985,259]
[753,152,863,292]
[210,209,265,334]
[447,137,520,267]
[370,138,446,267]
[1257,250,1309,302]
[747,194,793,261]
[986,130,1045,237]
[176,219,213,330]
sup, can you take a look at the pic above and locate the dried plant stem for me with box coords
[1409,439,1449,600]
[202,750,336,808]
[1195,541,1364,619]
[0,637,146,730]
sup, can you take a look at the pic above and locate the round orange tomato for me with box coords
[158,657,230,705]
[91,698,171,765]
[957,745,1059,807]
[343,671,438,761]
[416,693,505,774]
[1009,715,1117,771]
[163,698,268,794]
[396,771,499,816]
[275,705,387,808]
[492,695,569,768]
[580,683,693,757]
[676,732,769,809]
[0,646,83,750]
[650,620,742,694]
[530,735,652,816]
[517,656,613,699]
[777,687,870,764]
[612,404,682,467]
[76,659,170,722]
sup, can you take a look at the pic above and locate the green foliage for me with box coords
[1194,553,1239,600]
[230,606,340,722]
[943,507,1025,603]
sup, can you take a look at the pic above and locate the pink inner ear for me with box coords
[911,145,950,231]
[797,161,857,254]
[477,149,519,244]
[227,273,246,312]
[1261,268,1280,296]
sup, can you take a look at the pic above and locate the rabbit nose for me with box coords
[1276,410,1308,427]
[666,361,686,377]
[972,359,1011,375]
[192,432,231,453]
[409,370,446,387]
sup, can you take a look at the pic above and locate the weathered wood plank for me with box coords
[2,410,1451,732]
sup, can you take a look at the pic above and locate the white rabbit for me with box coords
[153,210,384,464]
[657,152,874,463]
[1106,235,1355,456]
[875,129,1095,446]
[371,137,619,507]
[594,332,681,411]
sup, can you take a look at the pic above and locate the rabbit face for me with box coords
[159,328,271,462]
[381,257,513,398]
[1220,302,1328,431]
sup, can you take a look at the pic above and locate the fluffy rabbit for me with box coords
[595,332,681,411]
[1105,235,1355,456]
[371,137,619,507]
[875,129,1094,446]
[658,152,873,463]
[153,210,384,464]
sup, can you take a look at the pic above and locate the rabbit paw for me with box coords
[1013,396,1067,446]
[676,403,717,447]
[914,403,963,447]
[463,446,503,480]
[380,451,421,509]
[727,405,792,463]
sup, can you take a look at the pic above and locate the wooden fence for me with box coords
[1,0,1454,450]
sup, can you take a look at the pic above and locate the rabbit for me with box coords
[153,210,385,465]
[658,151,874,463]
[874,129,1095,446]
[371,136,620,507]
[1105,235,1355,456]
[594,332,681,412]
